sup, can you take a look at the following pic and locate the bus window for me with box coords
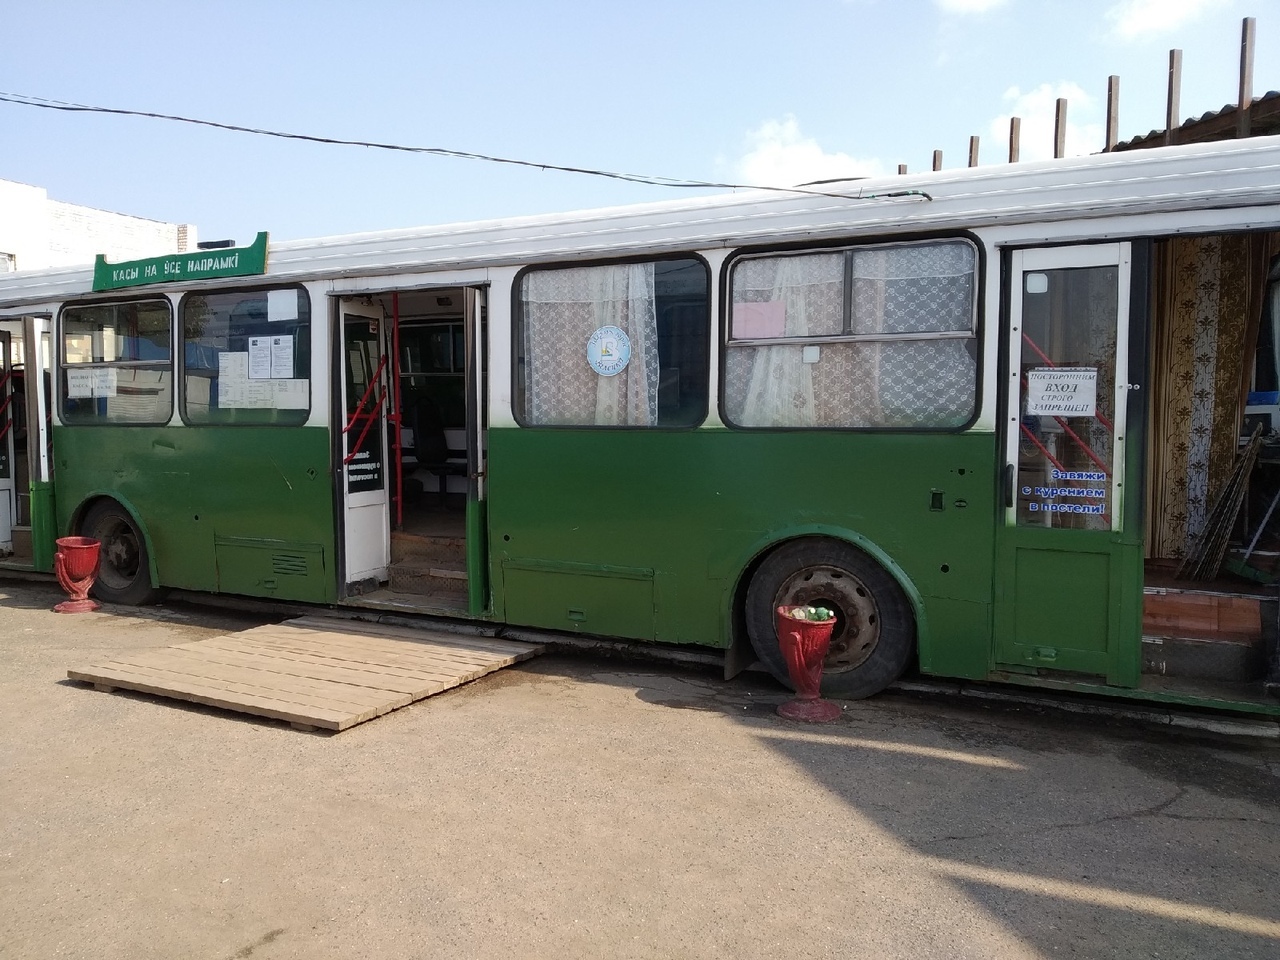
[724,239,978,429]
[515,257,709,428]
[60,299,173,425]
[180,286,311,425]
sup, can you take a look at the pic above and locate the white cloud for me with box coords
[987,83,1105,161]
[934,0,1010,13]
[735,116,886,187]
[1105,0,1228,40]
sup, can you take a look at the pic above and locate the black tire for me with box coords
[745,538,915,699]
[80,500,161,605]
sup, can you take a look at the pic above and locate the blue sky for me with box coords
[1,0,1275,243]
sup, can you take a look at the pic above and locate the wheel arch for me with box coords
[729,526,931,660]
[68,492,161,589]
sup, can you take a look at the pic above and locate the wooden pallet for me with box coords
[67,616,543,732]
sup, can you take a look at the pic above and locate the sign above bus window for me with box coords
[92,232,269,292]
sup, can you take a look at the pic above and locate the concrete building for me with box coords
[0,177,195,272]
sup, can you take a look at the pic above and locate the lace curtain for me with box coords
[521,263,660,426]
[725,242,976,428]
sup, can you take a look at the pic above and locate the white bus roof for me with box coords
[2,135,1279,306]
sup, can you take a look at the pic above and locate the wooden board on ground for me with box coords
[67,617,543,732]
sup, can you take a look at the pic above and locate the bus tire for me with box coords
[745,538,914,700]
[81,500,161,606]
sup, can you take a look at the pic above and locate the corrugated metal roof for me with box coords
[1111,90,1280,151]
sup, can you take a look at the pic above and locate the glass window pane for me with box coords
[730,253,843,339]
[181,287,310,426]
[60,299,173,425]
[850,241,975,335]
[1015,266,1118,530]
[724,339,975,428]
[516,258,709,427]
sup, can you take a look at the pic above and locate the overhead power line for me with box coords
[0,91,930,203]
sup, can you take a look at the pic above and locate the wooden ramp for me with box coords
[67,616,543,732]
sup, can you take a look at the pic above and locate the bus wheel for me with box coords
[81,501,161,606]
[745,539,914,700]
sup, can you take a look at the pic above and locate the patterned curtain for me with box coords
[521,263,659,426]
[724,243,976,428]
[1146,233,1279,559]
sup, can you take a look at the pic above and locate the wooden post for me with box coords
[1239,16,1255,138]
[897,164,907,175]
[1009,117,1021,162]
[1054,99,1067,158]
[932,150,943,171]
[1105,75,1120,151]
[1166,49,1182,146]
[968,136,980,167]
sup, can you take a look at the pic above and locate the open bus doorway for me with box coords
[337,286,485,615]
[0,316,52,568]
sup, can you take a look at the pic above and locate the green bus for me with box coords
[2,136,1279,715]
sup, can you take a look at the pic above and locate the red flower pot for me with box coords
[774,606,842,723]
[54,536,101,613]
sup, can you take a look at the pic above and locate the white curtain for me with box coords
[522,263,659,426]
[735,253,843,427]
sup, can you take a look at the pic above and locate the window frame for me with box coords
[719,232,985,433]
[58,294,175,427]
[511,252,713,430]
[177,282,313,427]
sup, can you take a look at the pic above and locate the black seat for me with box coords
[412,398,467,505]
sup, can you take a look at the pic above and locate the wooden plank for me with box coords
[78,654,394,716]
[68,617,544,732]
[149,645,453,695]
[286,617,543,657]
[207,632,517,676]
[105,648,414,707]
[251,623,517,661]
[189,636,490,684]
[189,642,487,691]
[67,664,353,730]
[239,627,533,669]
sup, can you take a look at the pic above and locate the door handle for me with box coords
[1004,463,1015,509]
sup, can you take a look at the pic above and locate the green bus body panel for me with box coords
[29,480,57,571]
[486,427,997,679]
[51,425,337,603]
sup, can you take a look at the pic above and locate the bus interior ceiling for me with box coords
[1140,229,1280,703]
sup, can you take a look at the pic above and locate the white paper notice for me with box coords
[273,379,309,409]
[1025,367,1098,417]
[217,351,250,407]
[248,337,272,380]
[270,335,294,378]
[67,368,95,399]
[92,367,118,397]
[245,380,274,409]
[267,289,298,322]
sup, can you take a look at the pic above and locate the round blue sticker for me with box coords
[586,325,631,377]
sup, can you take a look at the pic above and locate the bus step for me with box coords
[1141,634,1267,682]
[9,525,32,559]
[389,559,468,599]
[390,531,466,565]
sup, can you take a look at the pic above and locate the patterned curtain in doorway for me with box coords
[1146,233,1279,560]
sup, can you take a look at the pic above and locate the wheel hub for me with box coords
[773,565,880,673]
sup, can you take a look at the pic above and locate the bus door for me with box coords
[0,329,13,554]
[339,300,391,588]
[994,243,1143,686]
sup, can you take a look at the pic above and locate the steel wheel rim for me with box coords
[772,564,880,672]
[93,517,140,590]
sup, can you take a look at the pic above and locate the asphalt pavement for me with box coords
[2,578,1278,960]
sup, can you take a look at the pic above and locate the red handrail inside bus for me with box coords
[342,354,388,466]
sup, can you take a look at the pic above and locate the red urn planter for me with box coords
[775,606,842,723]
[53,536,101,613]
